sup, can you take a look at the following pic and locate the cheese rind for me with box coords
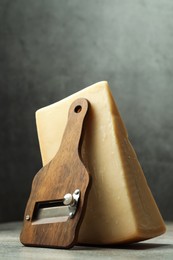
[36,81,165,244]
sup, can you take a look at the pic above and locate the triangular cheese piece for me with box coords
[36,81,165,245]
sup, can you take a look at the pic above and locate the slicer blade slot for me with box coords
[32,190,80,225]
[32,200,69,225]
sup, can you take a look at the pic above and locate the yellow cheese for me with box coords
[36,81,165,245]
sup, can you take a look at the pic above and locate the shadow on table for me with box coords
[73,243,173,251]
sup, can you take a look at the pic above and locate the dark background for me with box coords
[0,0,172,223]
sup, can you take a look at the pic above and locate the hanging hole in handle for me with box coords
[74,105,82,113]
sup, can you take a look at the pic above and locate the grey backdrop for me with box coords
[0,0,173,223]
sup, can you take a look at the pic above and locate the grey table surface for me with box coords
[0,222,172,260]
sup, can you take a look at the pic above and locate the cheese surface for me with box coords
[36,81,165,244]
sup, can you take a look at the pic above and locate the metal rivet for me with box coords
[63,193,73,206]
[69,212,74,219]
[26,215,30,221]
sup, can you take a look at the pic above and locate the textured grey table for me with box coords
[0,222,172,260]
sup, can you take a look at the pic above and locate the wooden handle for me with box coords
[20,98,90,249]
[56,98,89,158]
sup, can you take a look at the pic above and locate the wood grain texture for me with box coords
[20,98,90,248]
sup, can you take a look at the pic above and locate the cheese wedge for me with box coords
[36,81,165,245]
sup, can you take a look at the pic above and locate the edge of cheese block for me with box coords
[105,86,166,240]
[36,81,166,245]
